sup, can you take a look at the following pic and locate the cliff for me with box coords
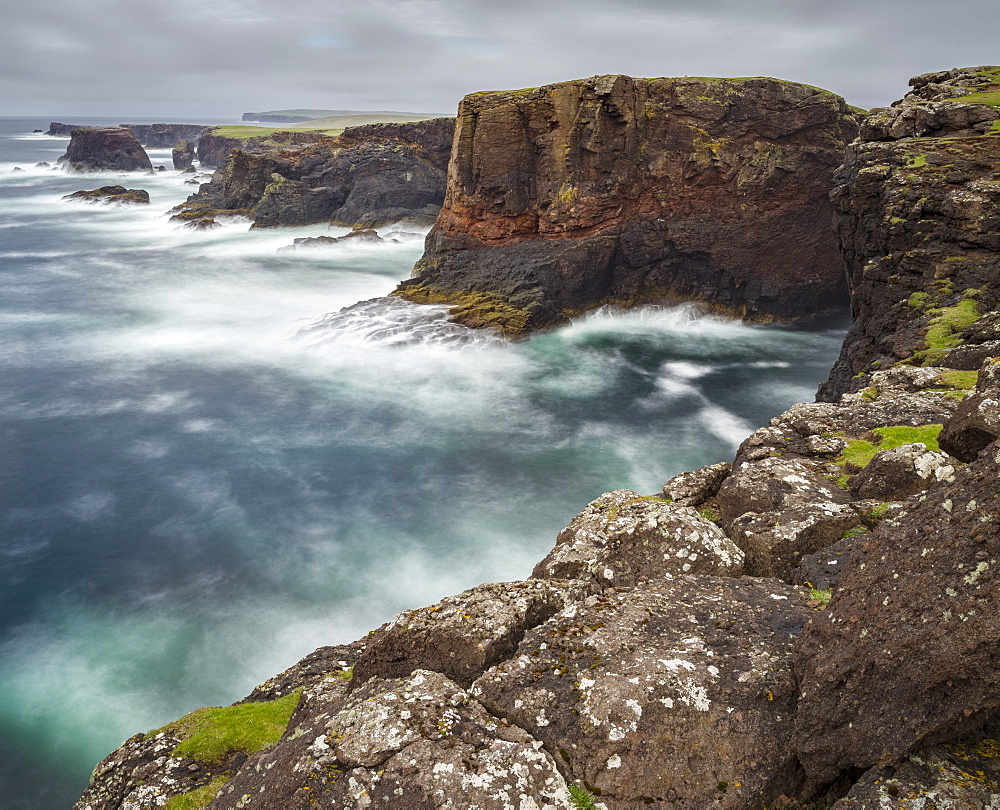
[59,127,153,172]
[75,68,1000,810]
[120,123,208,149]
[175,118,454,229]
[195,129,330,168]
[395,74,859,336]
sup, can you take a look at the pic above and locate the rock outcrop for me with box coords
[176,118,454,229]
[172,139,195,170]
[120,123,208,148]
[394,74,859,336]
[819,65,1000,400]
[196,129,330,169]
[46,121,81,136]
[63,185,150,205]
[59,127,153,172]
[75,67,1000,810]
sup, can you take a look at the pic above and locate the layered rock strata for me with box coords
[395,74,859,336]
[59,127,153,172]
[120,123,208,148]
[176,118,454,229]
[76,68,1000,810]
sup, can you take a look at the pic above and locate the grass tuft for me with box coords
[150,691,300,764]
[163,777,230,810]
[836,424,944,471]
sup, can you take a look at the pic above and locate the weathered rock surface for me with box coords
[46,121,81,136]
[794,438,1000,784]
[172,139,195,170]
[212,670,571,810]
[940,357,1000,461]
[60,127,153,172]
[178,118,454,229]
[351,580,569,688]
[472,577,813,809]
[63,185,150,205]
[395,74,859,336]
[531,489,744,588]
[661,462,730,506]
[831,737,1000,809]
[195,128,328,168]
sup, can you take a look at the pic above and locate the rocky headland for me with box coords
[59,127,153,172]
[394,74,860,336]
[119,123,208,149]
[75,67,1000,810]
[174,118,454,229]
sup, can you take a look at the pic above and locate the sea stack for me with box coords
[60,127,153,172]
[395,74,860,336]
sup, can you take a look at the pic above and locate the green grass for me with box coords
[907,291,930,310]
[841,526,870,539]
[150,691,300,763]
[808,588,833,609]
[906,154,928,168]
[207,125,344,140]
[836,424,944,471]
[163,777,230,810]
[939,369,979,390]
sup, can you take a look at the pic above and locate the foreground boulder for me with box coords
[395,74,859,336]
[60,127,153,172]
[794,439,1000,785]
[473,577,813,808]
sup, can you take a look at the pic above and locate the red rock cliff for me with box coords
[396,74,860,335]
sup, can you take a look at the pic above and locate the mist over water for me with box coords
[0,117,849,808]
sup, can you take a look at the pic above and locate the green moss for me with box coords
[889,216,907,224]
[394,286,533,337]
[906,154,928,168]
[836,424,944,471]
[150,691,300,764]
[568,784,599,810]
[163,777,230,810]
[907,291,930,310]
[698,507,722,522]
[808,588,833,608]
[868,502,891,520]
[912,295,981,365]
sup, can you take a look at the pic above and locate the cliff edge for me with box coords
[395,74,859,335]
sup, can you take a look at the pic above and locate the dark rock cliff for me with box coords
[395,74,859,336]
[196,129,330,169]
[176,118,454,229]
[59,127,153,172]
[75,68,1000,810]
[819,65,1000,401]
[120,123,209,149]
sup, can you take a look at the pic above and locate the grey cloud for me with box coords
[1,0,997,118]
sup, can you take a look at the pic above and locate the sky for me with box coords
[1,0,997,119]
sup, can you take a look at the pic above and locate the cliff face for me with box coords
[120,123,208,149]
[396,74,859,335]
[75,69,1000,810]
[195,129,328,169]
[819,66,1000,400]
[176,118,454,229]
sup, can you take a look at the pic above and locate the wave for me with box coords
[297,296,501,349]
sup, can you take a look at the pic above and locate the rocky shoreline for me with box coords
[74,67,1000,809]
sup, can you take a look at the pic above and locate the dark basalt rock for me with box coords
[279,229,386,251]
[178,118,454,230]
[172,139,195,170]
[819,66,1000,401]
[939,357,1000,461]
[472,577,814,809]
[60,127,153,172]
[395,74,859,336]
[120,123,207,148]
[794,438,1000,785]
[63,185,150,205]
[47,121,81,136]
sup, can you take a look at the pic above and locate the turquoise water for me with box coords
[0,117,849,808]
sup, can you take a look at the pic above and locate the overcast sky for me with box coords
[2,0,997,119]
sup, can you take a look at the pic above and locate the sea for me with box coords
[0,116,849,808]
